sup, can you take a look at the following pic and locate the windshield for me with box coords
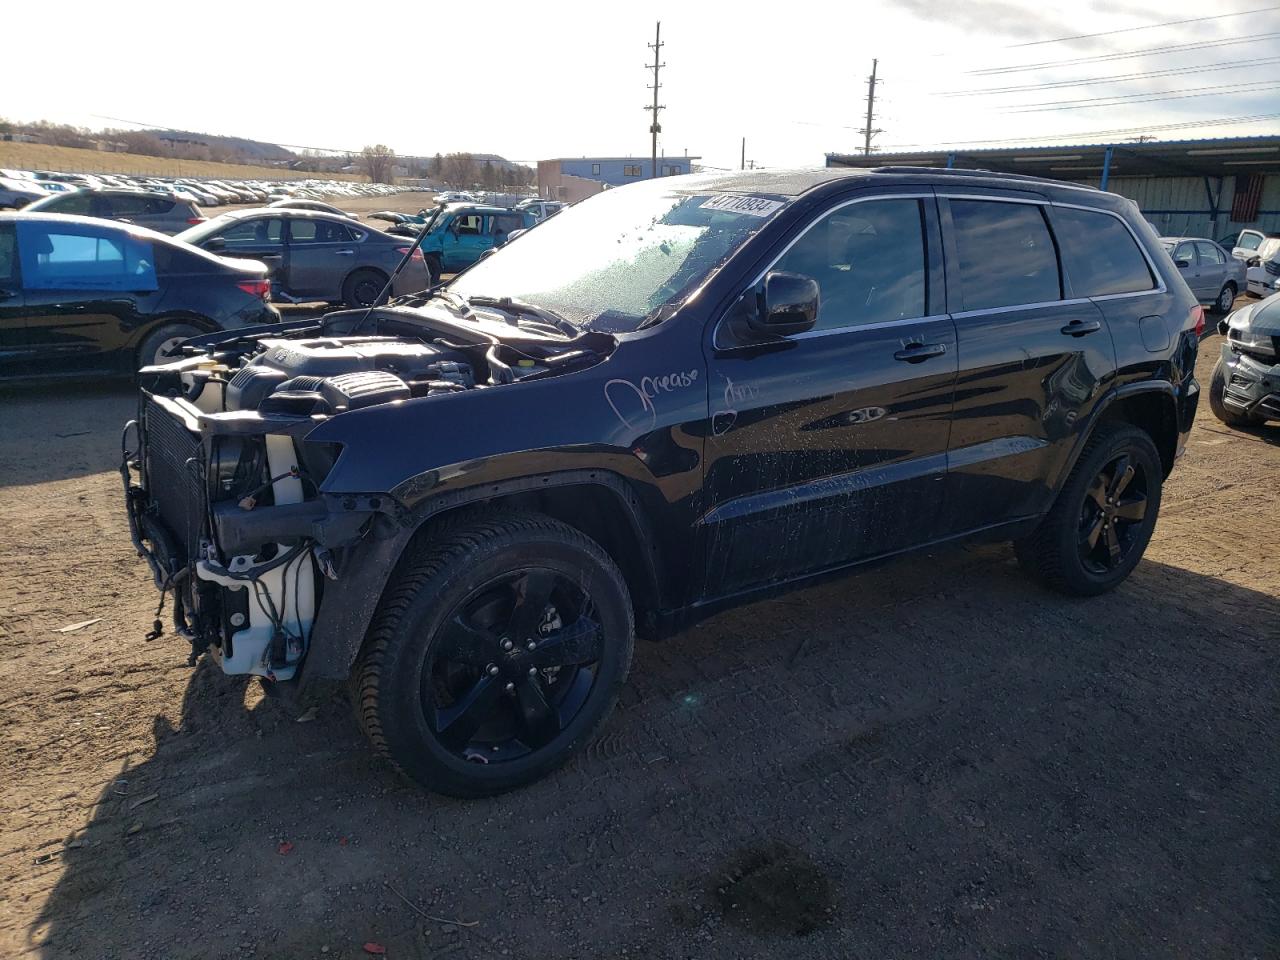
[448,179,789,331]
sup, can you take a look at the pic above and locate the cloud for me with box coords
[891,0,1077,41]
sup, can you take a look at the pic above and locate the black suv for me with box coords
[123,168,1201,796]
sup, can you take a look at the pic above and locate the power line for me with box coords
[877,112,1280,150]
[967,33,1280,76]
[1007,80,1280,113]
[939,56,1280,96]
[1005,5,1280,49]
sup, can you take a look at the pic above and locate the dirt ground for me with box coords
[1,332,1277,959]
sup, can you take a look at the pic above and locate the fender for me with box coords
[297,468,660,684]
[1048,379,1179,494]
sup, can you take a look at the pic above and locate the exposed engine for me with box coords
[124,309,609,683]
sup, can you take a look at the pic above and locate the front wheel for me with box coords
[1015,424,1162,596]
[1213,282,1237,314]
[354,514,634,797]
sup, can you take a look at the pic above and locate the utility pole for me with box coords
[858,58,883,157]
[645,21,665,179]
[741,137,746,171]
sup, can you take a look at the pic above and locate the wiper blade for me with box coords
[463,296,578,337]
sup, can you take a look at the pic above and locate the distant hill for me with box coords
[145,129,295,161]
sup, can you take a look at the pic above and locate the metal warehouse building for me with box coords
[827,136,1280,244]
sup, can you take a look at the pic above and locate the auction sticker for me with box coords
[700,194,785,217]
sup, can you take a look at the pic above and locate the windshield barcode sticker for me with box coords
[700,195,784,217]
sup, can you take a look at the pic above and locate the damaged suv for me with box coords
[123,168,1202,796]
[1210,291,1280,427]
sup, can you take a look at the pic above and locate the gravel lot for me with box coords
[1,330,1276,959]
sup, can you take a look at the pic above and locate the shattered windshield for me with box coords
[448,179,789,332]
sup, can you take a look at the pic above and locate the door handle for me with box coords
[1060,319,1102,337]
[334,249,355,256]
[893,342,947,363]
[0,289,15,301]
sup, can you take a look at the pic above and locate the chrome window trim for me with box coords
[714,191,935,350]
[952,297,1091,321]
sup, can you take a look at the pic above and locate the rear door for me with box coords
[939,193,1116,532]
[1194,240,1228,301]
[12,219,160,375]
[702,192,956,595]
[440,212,492,271]
[284,217,360,299]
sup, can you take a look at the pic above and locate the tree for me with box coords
[481,159,499,190]
[429,153,444,179]
[360,144,396,184]
[441,152,477,189]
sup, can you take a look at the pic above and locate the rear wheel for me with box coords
[136,321,203,369]
[1015,423,1162,596]
[342,268,388,309]
[354,514,634,797]
[1208,357,1263,427]
[1213,282,1237,314]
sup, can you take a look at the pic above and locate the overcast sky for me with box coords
[1,0,1276,169]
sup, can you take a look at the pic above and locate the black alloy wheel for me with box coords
[1077,453,1148,575]
[425,568,603,764]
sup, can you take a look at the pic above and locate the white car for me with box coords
[0,176,47,208]
[1244,236,1280,297]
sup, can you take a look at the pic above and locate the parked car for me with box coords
[125,168,1202,797]
[0,177,47,209]
[24,189,206,235]
[514,198,566,221]
[1160,237,1245,313]
[0,212,278,378]
[176,209,430,307]
[1229,228,1279,262]
[1243,236,1280,298]
[1209,291,1280,427]
[268,199,354,218]
[413,203,537,281]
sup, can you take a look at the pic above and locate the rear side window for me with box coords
[1195,241,1225,265]
[949,200,1060,311]
[145,197,176,215]
[774,197,927,331]
[15,222,158,291]
[1051,207,1155,297]
[290,219,355,243]
[99,195,151,217]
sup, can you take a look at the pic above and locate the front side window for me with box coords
[1051,207,1155,297]
[218,217,284,246]
[15,222,157,291]
[1174,242,1194,265]
[453,215,485,236]
[773,198,927,331]
[44,191,92,215]
[949,199,1060,311]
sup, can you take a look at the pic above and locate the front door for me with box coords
[284,217,360,300]
[702,192,956,597]
[0,222,26,377]
[208,216,286,290]
[1170,240,1202,298]
[440,213,493,272]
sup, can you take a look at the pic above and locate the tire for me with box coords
[1212,282,1237,315]
[354,513,634,797]
[1014,423,1162,596]
[1208,357,1263,427]
[342,268,389,309]
[136,321,204,369]
[424,253,442,286]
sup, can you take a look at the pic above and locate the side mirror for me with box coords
[1174,258,1190,269]
[747,271,820,337]
[203,237,226,252]
[1247,256,1261,267]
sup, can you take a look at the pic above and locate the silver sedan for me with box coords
[1161,236,1247,314]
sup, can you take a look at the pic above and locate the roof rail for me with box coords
[870,165,1100,190]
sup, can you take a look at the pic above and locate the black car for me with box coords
[124,168,1201,797]
[176,209,431,308]
[23,188,206,235]
[0,212,277,378]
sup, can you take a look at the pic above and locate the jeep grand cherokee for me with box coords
[122,168,1202,796]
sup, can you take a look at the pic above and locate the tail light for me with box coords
[188,217,207,225]
[236,279,271,300]
[1191,304,1205,339]
[395,246,425,261]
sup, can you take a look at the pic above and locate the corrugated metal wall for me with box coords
[1078,174,1280,241]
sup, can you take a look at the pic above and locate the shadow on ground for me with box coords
[27,547,1280,959]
